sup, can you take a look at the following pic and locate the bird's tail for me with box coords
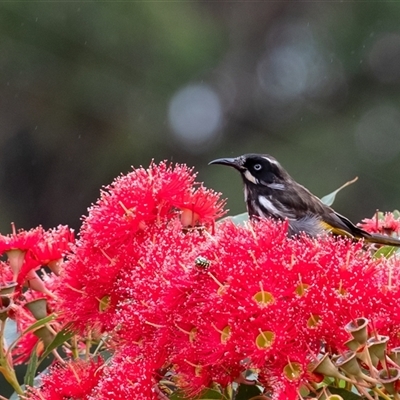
[363,232,400,247]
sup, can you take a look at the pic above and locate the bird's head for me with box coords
[209,153,287,187]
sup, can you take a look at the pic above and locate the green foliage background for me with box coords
[0,3,399,231]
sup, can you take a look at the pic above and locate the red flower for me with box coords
[165,219,387,396]
[57,162,224,334]
[373,256,400,347]
[89,342,167,400]
[0,225,73,294]
[12,332,41,365]
[0,261,13,285]
[0,225,44,255]
[358,211,400,236]
[56,243,122,333]
[177,185,226,227]
[80,161,205,252]
[27,358,104,399]
[0,226,44,278]
[59,222,206,334]
[49,160,400,398]
[32,225,74,273]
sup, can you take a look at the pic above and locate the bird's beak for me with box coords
[208,157,245,171]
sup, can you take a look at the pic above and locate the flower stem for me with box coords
[0,320,23,395]
[372,386,393,400]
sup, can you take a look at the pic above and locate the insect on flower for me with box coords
[195,256,210,269]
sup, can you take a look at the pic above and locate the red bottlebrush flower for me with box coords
[80,161,202,252]
[177,185,226,227]
[0,225,72,293]
[12,332,42,365]
[90,341,168,400]
[59,219,205,334]
[168,219,303,394]
[358,211,400,236]
[374,256,400,347]
[112,222,205,339]
[16,252,47,295]
[0,226,44,278]
[259,353,312,400]
[57,161,223,335]
[0,225,44,254]
[32,225,74,273]
[288,236,382,350]
[26,358,104,400]
[165,218,386,396]
[56,243,122,333]
[0,261,14,286]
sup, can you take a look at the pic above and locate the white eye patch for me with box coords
[243,170,258,184]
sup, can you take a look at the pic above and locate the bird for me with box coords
[209,153,400,246]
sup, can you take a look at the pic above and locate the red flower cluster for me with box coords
[0,224,74,366]
[58,162,225,334]
[27,358,104,400]
[0,224,73,293]
[165,219,391,398]
[18,161,400,400]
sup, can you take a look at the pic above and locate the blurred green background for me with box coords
[1,2,400,234]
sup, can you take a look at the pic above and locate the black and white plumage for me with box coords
[209,153,400,246]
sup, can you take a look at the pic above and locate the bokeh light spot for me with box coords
[168,84,222,153]
[257,45,309,101]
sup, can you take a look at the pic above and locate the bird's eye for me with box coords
[253,164,262,171]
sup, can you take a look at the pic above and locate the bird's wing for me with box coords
[320,211,370,239]
[265,178,400,246]
[276,180,366,237]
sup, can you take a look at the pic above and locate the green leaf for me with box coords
[393,209,400,219]
[374,245,397,259]
[24,342,39,387]
[235,383,262,400]
[218,212,249,226]
[6,314,57,357]
[169,392,190,400]
[4,318,19,345]
[320,177,358,206]
[38,323,75,363]
[99,349,114,361]
[326,386,363,399]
